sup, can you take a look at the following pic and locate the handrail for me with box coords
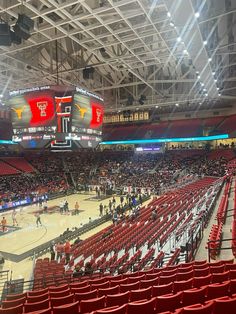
[206,237,236,262]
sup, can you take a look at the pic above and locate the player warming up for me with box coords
[12,209,18,226]
[1,217,7,233]
[35,213,42,227]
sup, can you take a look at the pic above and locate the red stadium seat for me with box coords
[51,294,74,307]
[139,277,159,289]
[229,270,236,279]
[91,281,110,290]
[177,301,214,313]
[80,296,105,314]
[173,278,193,293]
[5,293,27,301]
[49,288,71,298]
[211,271,229,283]
[230,279,236,294]
[194,260,207,266]
[127,297,156,314]
[182,287,207,307]
[24,299,50,313]
[128,275,145,283]
[120,282,139,293]
[210,264,225,274]
[0,304,23,314]
[156,292,182,313]
[193,275,212,288]
[53,301,79,314]
[48,284,69,292]
[130,287,152,301]
[98,285,120,297]
[152,283,173,297]
[27,288,48,297]
[213,296,236,314]
[2,297,26,309]
[26,292,49,303]
[159,274,177,285]
[70,285,91,294]
[106,292,130,307]
[176,271,194,281]
[194,268,209,277]
[74,289,97,302]
[70,281,89,289]
[21,309,51,314]
[96,304,127,314]
[206,281,230,300]
[110,278,128,287]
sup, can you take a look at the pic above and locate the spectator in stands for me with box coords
[74,237,82,245]
[50,241,56,261]
[64,241,71,264]
[151,208,157,221]
[56,241,64,261]
[73,264,83,277]
[84,262,93,275]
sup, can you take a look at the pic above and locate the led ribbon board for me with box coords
[100,134,229,145]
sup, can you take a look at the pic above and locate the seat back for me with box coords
[80,296,105,314]
[156,292,182,313]
[24,299,50,313]
[53,301,79,314]
[130,287,152,302]
[51,294,74,307]
[127,297,156,314]
[74,289,97,302]
[106,292,130,307]
[2,297,26,309]
[152,283,173,297]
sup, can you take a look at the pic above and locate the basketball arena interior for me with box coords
[0,0,236,313]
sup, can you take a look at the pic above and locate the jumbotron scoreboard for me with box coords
[8,85,104,150]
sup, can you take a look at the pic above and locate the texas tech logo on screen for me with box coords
[37,101,48,117]
[90,103,104,128]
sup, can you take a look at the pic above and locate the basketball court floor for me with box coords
[0,192,120,281]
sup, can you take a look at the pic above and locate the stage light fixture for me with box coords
[13,14,34,40]
[83,67,95,80]
[0,22,11,46]
[139,95,146,105]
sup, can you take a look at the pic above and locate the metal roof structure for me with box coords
[0,0,235,113]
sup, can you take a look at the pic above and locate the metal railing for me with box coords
[206,237,236,263]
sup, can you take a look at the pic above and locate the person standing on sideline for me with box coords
[50,242,56,261]
[1,217,7,232]
[35,212,42,227]
[64,241,71,264]
[74,201,79,215]
[109,200,112,213]
[59,200,64,214]
[12,209,18,226]
[99,203,103,216]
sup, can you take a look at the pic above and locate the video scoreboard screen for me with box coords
[8,85,104,149]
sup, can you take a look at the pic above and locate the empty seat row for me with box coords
[2,280,236,314]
